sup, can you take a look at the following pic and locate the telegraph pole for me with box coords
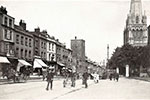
[107,44,109,62]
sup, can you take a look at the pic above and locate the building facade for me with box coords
[14,20,34,63]
[29,28,47,61]
[148,25,150,45]
[0,6,15,57]
[46,35,57,64]
[124,0,148,46]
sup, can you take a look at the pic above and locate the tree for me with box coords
[108,44,150,76]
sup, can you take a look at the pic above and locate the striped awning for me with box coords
[0,56,10,63]
[33,59,48,68]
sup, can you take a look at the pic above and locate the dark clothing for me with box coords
[83,72,89,80]
[115,73,119,82]
[46,72,54,90]
[82,72,89,88]
[47,72,54,81]
[109,73,113,80]
[70,72,76,87]
[47,80,53,90]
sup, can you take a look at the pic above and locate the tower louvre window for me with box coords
[136,16,139,23]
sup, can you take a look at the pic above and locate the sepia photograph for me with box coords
[0,0,150,100]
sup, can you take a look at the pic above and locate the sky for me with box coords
[0,0,150,64]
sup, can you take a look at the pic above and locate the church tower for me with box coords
[124,0,148,46]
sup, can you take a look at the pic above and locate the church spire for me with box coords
[124,0,148,47]
[130,0,142,16]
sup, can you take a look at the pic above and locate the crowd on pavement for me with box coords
[0,65,122,91]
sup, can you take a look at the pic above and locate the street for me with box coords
[0,77,150,100]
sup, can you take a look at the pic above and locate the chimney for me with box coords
[0,6,7,14]
[35,27,40,32]
[19,20,26,30]
[75,36,77,39]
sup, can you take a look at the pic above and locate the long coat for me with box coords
[47,72,54,81]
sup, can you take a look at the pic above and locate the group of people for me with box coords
[2,66,31,82]
[45,69,91,90]
[45,69,120,91]
[109,72,119,82]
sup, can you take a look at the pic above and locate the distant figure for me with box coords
[115,72,119,82]
[70,72,76,87]
[42,67,47,81]
[109,73,113,81]
[93,72,99,83]
[46,69,54,90]
[82,71,89,88]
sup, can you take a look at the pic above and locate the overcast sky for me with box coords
[1,0,150,64]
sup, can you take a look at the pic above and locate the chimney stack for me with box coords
[19,20,26,30]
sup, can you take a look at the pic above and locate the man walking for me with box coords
[82,71,89,88]
[46,69,54,90]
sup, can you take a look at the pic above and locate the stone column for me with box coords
[126,65,129,77]
[116,67,119,74]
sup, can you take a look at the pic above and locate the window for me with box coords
[21,49,23,59]
[25,37,28,46]
[21,36,24,45]
[4,29,12,40]
[29,39,31,47]
[44,42,46,49]
[5,44,9,53]
[16,35,19,44]
[44,52,46,58]
[41,42,43,48]
[29,50,31,58]
[49,43,51,51]
[35,39,38,48]
[9,19,12,27]
[4,17,7,26]
[16,48,19,57]
[25,50,27,58]
[51,54,54,61]
[41,52,43,58]
[52,44,54,51]
[49,54,51,61]
[4,29,7,39]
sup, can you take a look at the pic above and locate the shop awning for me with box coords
[33,59,48,68]
[57,62,65,67]
[17,59,32,71]
[18,59,32,67]
[0,56,10,63]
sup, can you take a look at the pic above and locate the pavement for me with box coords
[1,77,150,100]
[0,75,63,85]
[0,78,95,100]
[131,77,150,82]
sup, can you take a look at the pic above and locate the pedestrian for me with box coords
[82,71,89,88]
[109,73,113,81]
[42,67,47,81]
[93,72,99,83]
[46,69,54,90]
[115,72,119,82]
[70,72,76,87]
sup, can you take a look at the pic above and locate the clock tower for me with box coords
[124,0,148,46]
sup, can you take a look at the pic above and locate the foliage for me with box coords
[108,44,150,75]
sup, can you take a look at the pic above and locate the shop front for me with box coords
[0,56,10,77]
[33,58,48,75]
